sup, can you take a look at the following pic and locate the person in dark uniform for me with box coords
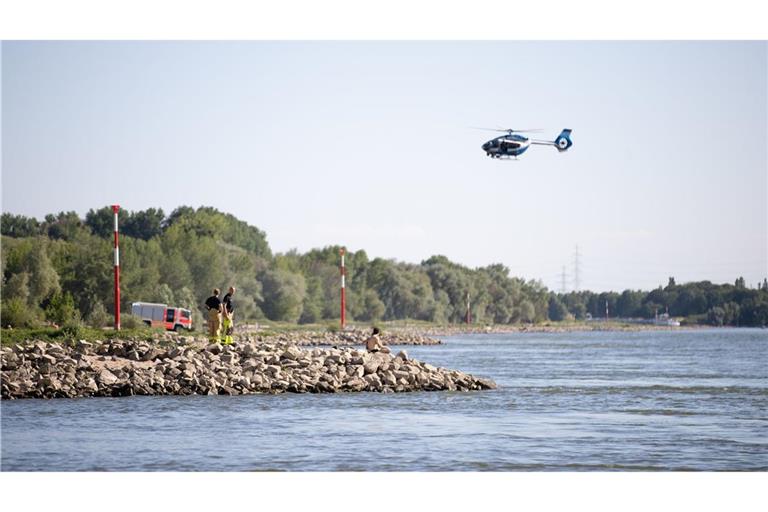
[221,286,236,345]
[204,288,223,342]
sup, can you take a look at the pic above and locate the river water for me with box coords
[1,329,766,471]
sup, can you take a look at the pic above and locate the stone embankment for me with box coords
[1,338,495,399]
[265,329,442,346]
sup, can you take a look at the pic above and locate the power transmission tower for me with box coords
[573,245,581,292]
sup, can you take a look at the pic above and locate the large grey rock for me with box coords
[97,369,119,385]
[281,346,303,360]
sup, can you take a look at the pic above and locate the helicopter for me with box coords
[480,128,573,159]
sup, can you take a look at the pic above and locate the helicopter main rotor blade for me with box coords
[470,126,509,132]
[471,127,544,133]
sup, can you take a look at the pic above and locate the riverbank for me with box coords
[0,337,495,399]
[360,321,699,337]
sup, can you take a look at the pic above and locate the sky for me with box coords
[1,41,766,292]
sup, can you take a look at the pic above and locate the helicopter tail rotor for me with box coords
[554,128,573,151]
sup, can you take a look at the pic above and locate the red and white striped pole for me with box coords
[112,204,121,330]
[340,248,346,330]
[466,291,471,325]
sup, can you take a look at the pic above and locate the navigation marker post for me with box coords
[112,204,121,330]
[466,291,471,325]
[340,248,346,330]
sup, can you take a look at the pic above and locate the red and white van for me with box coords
[131,302,193,332]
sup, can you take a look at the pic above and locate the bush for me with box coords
[120,314,142,329]
[60,320,84,339]
[1,297,41,328]
[45,291,80,326]
[87,301,111,328]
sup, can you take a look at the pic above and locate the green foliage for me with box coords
[548,294,569,321]
[84,206,114,238]
[60,320,84,339]
[0,325,156,346]
[45,291,80,326]
[1,297,41,328]
[518,300,536,323]
[120,314,142,330]
[4,207,767,328]
[4,271,31,304]
[123,208,165,240]
[259,269,306,322]
[358,289,386,322]
[557,277,768,326]
[87,300,111,328]
[44,211,86,240]
[1,213,42,237]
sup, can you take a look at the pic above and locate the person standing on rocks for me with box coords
[204,288,223,343]
[221,286,236,345]
[365,327,390,354]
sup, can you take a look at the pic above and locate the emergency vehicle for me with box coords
[131,302,193,332]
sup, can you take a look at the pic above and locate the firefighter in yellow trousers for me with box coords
[221,286,236,345]
[205,288,223,342]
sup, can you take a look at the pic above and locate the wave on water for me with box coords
[517,385,767,395]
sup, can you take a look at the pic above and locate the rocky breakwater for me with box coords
[1,339,495,399]
[267,329,442,347]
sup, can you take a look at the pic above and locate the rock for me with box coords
[476,378,497,390]
[281,346,303,360]
[141,348,162,362]
[1,336,494,398]
[220,353,236,364]
[381,372,397,386]
[97,369,119,385]
[168,347,184,359]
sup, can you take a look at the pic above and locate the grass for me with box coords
[0,325,168,347]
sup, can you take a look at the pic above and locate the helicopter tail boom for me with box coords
[529,128,573,152]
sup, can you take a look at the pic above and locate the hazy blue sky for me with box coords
[2,41,766,292]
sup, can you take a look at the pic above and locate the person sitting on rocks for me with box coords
[365,327,390,354]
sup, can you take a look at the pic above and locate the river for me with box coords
[1,328,766,471]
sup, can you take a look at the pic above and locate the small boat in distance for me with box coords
[653,311,681,327]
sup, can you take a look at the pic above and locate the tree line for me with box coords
[2,207,767,329]
[550,276,768,327]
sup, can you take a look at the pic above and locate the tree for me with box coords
[518,300,535,323]
[616,290,643,318]
[2,297,40,328]
[707,306,725,326]
[26,240,61,305]
[85,207,115,238]
[259,269,306,322]
[548,294,569,321]
[87,300,111,328]
[4,272,31,304]
[1,213,41,237]
[45,291,80,325]
[357,289,386,322]
[123,208,165,240]
[44,211,85,240]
